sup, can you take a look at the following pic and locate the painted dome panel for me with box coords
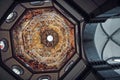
[12,7,75,72]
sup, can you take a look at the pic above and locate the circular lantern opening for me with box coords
[47,35,53,42]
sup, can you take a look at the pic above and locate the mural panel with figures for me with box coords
[12,8,75,71]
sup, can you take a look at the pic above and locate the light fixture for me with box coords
[6,11,17,23]
[12,65,24,75]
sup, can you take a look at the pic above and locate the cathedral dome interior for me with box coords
[0,0,120,80]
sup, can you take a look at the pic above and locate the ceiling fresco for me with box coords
[12,8,75,71]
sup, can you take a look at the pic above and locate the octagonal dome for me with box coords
[11,7,75,72]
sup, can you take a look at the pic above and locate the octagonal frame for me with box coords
[0,0,82,80]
